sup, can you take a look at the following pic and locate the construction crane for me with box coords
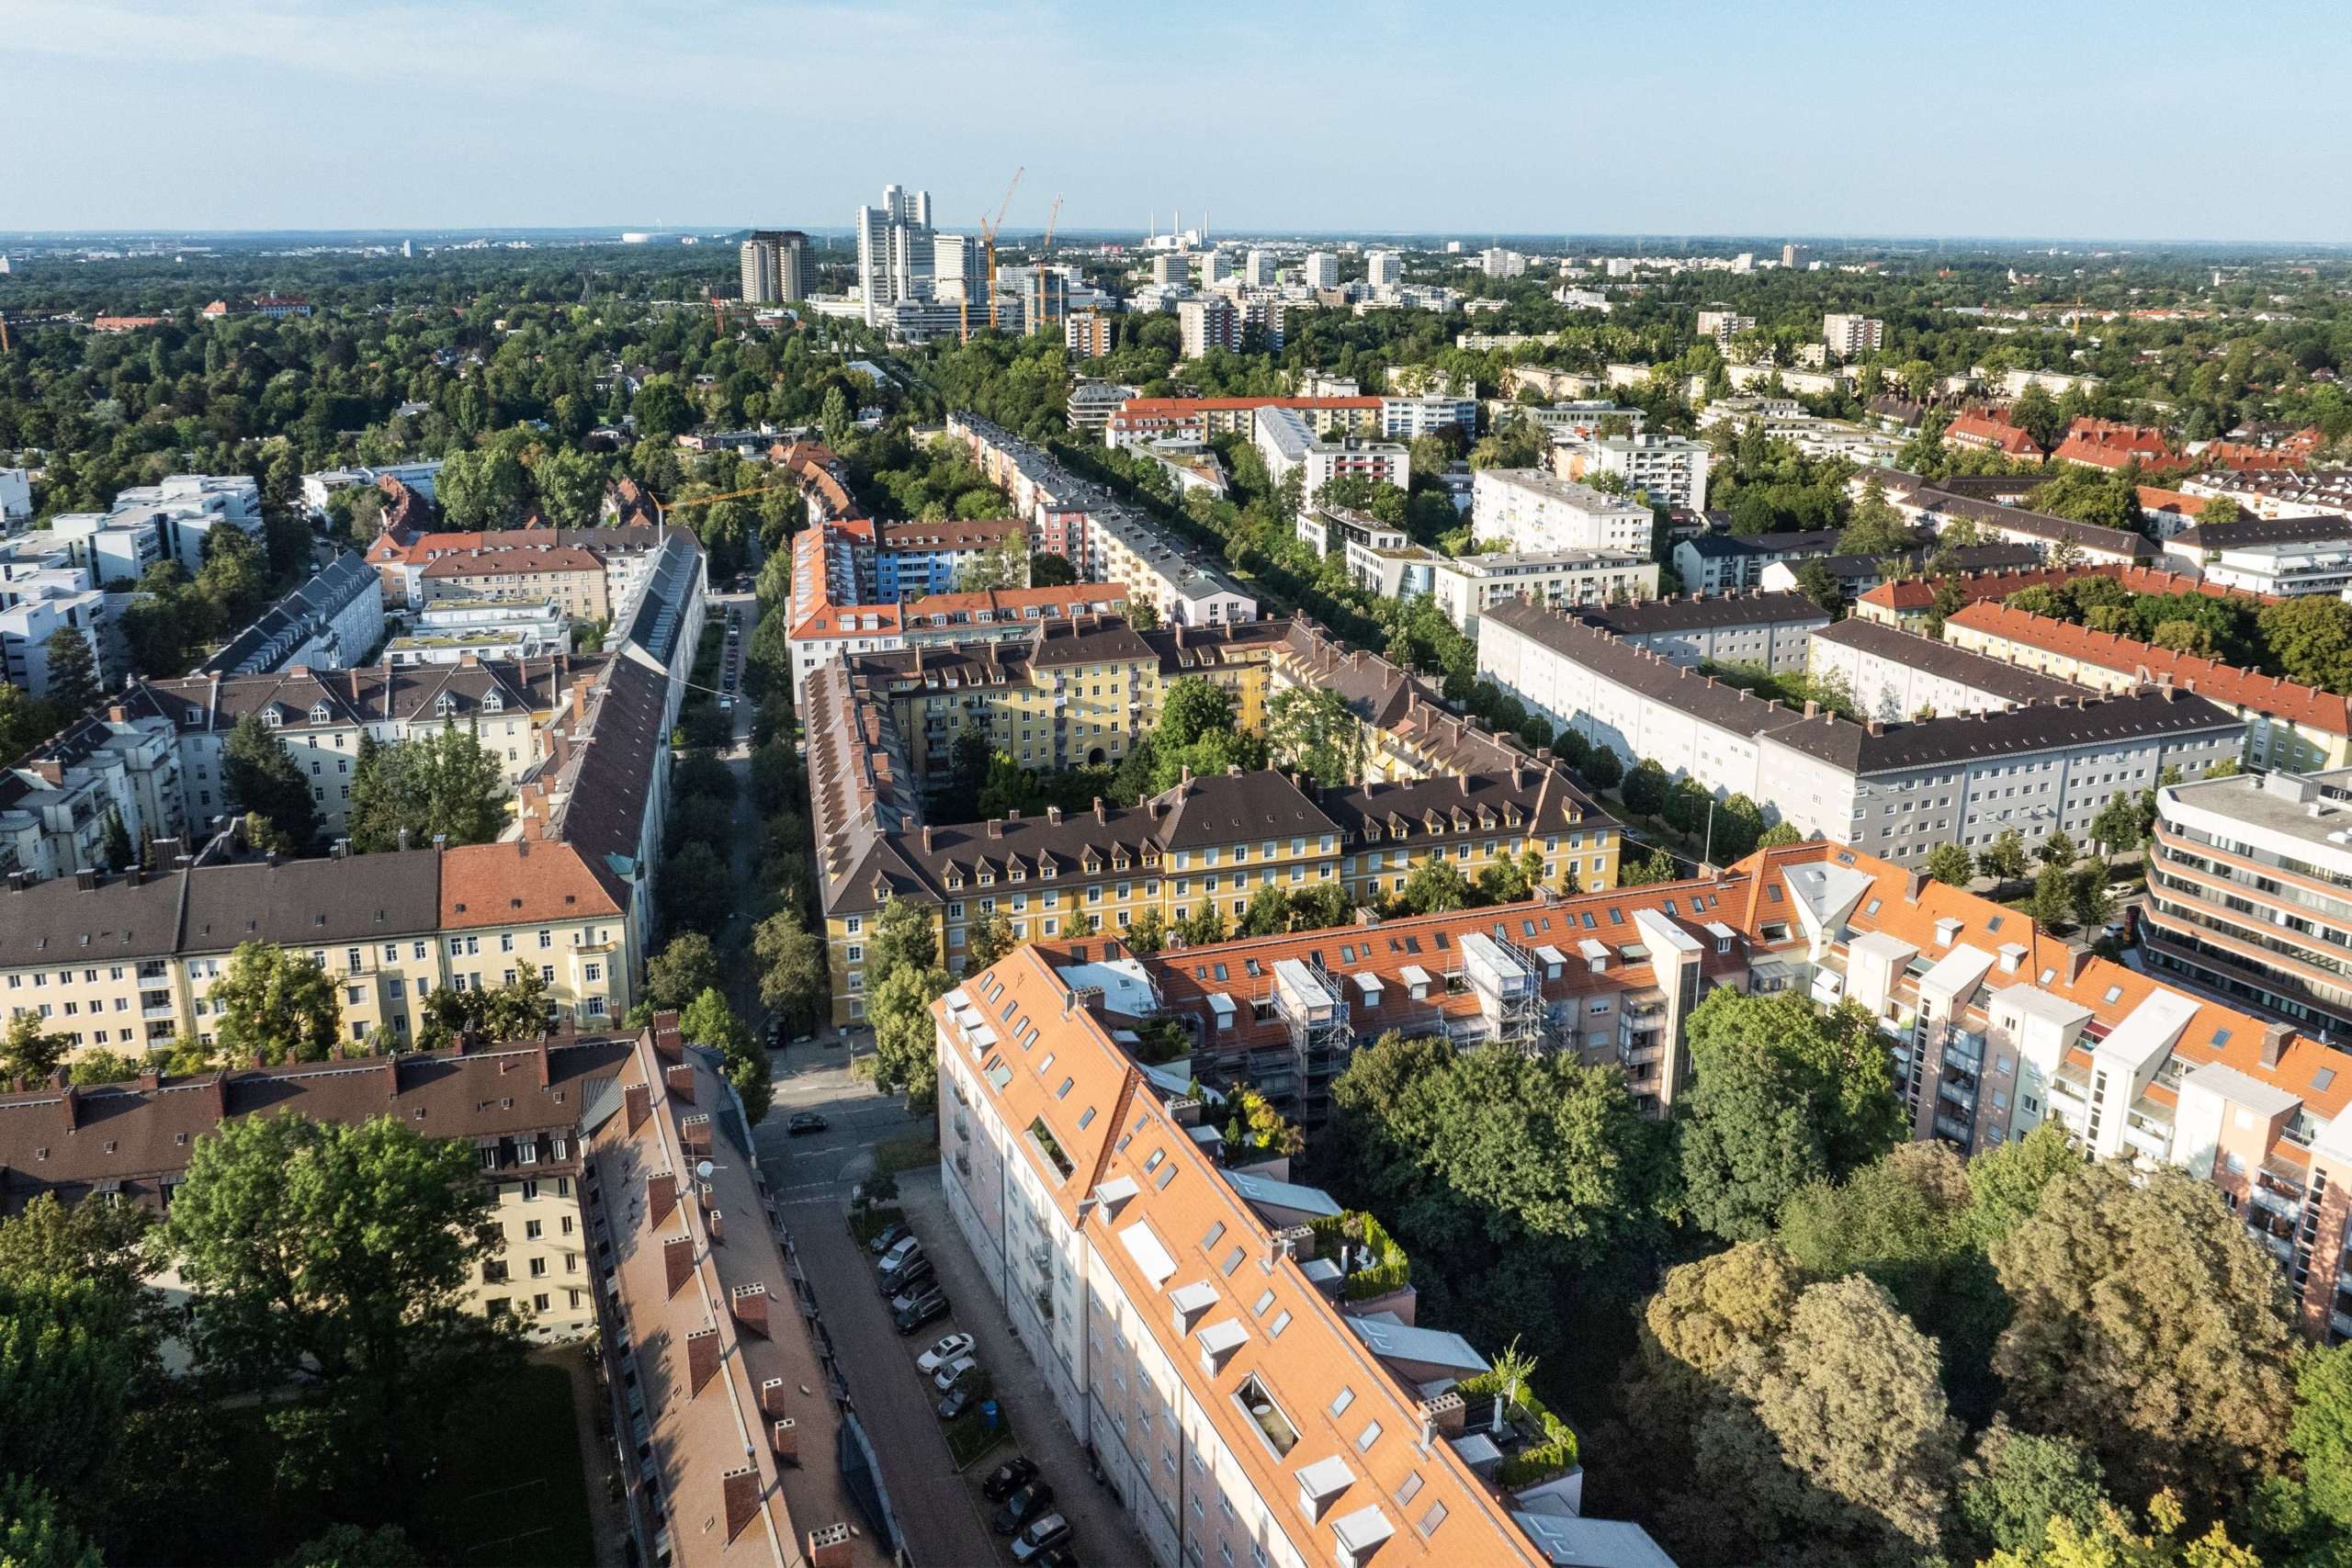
[1034,192,1064,334]
[962,167,1023,344]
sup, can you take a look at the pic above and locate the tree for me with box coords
[1124,906,1167,954]
[39,626,99,716]
[275,1523,426,1568]
[1397,854,1469,915]
[1577,743,1622,792]
[222,713,322,855]
[2091,790,2153,855]
[1794,556,1844,614]
[0,1477,103,1568]
[2029,861,2075,930]
[1617,846,1679,886]
[1956,1426,2111,1561]
[0,1191,153,1300]
[1158,677,1236,750]
[966,908,1022,968]
[645,932,723,1013]
[1675,990,1905,1241]
[164,1111,518,1498]
[1837,473,1913,557]
[1979,828,2030,883]
[2040,829,2078,870]
[2151,618,2222,659]
[209,941,342,1064]
[1982,1494,2262,1568]
[865,963,949,1114]
[98,809,132,874]
[752,913,829,1033]
[1991,1162,2300,1514]
[0,682,62,761]
[2071,862,2116,931]
[1927,841,1973,886]
[2257,594,2352,695]
[657,840,731,940]
[865,896,938,987]
[1757,820,1804,850]
[390,724,506,850]
[2010,382,2064,453]
[1236,887,1292,936]
[1620,757,1669,818]
[471,969,553,1042]
[629,379,695,442]
[1028,551,1078,588]
[1474,847,1546,904]
[679,987,770,1125]
[2291,1341,2352,1529]
[952,530,1030,592]
[1,1011,71,1086]
[1266,685,1361,787]
[0,1272,140,1503]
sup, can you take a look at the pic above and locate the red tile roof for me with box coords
[1943,412,2042,458]
[440,840,628,928]
[1857,561,2268,613]
[1945,599,2347,734]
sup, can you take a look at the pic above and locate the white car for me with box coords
[932,1354,978,1392]
[917,1332,976,1374]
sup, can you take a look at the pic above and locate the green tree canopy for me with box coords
[209,941,343,1065]
[222,713,323,854]
[645,932,723,1013]
[752,912,829,1033]
[1157,676,1237,750]
[1266,685,1362,788]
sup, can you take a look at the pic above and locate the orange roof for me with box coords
[1858,561,2267,613]
[1728,842,2352,1124]
[2198,441,2310,472]
[1945,599,2347,734]
[899,582,1131,626]
[1944,412,2041,457]
[440,840,627,929]
[2137,485,2207,516]
[788,603,903,639]
[934,946,1555,1567]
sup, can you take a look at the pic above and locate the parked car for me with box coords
[886,1258,935,1300]
[894,1291,950,1334]
[763,1018,784,1047]
[937,1384,978,1421]
[931,1354,978,1392]
[992,1482,1055,1535]
[877,1236,923,1284]
[917,1332,977,1374]
[867,1223,909,1257]
[1033,1550,1079,1568]
[1011,1516,1073,1562]
[980,1457,1041,1502]
[786,1112,828,1135]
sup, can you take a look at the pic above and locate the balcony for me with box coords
[2250,1184,2302,1224]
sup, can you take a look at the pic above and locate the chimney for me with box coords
[707,1207,726,1246]
[624,1081,650,1133]
[1093,796,1107,824]
[2261,1021,2292,1069]
[1046,805,1062,826]
[986,818,1003,840]
[648,1170,678,1228]
[1804,700,1819,718]
[762,1377,789,1417]
[1866,719,1883,737]
[808,1524,854,1568]
[772,1418,799,1464]
[732,1281,771,1337]
[1417,1391,1467,1445]
[663,1234,695,1296]
[921,824,933,852]
[2066,947,2098,986]
[666,1063,695,1102]
[720,1467,762,1542]
[686,1325,722,1395]
[680,1113,713,1156]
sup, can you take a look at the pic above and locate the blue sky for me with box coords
[12,0,2351,243]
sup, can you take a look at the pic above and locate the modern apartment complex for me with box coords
[1470,469,1655,556]
[1550,434,1712,512]
[1252,406,1410,496]
[1821,313,1883,356]
[1178,297,1241,358]
[934,944,1678,1568]
[1478,598,2245,858]
[0,711,184,881]
[1867,470,2159,567]
[1943,600,2344,771]
[1103,398,1382,450]
[1426,547,1659,638]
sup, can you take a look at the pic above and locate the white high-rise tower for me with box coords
[856,184,935,326]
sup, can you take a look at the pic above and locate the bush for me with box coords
[1308,1211,1411,1301]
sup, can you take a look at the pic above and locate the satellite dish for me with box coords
[696,1160,715,1180]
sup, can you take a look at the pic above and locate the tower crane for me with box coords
[962,167,1023,344]
[1035,192,1065,334]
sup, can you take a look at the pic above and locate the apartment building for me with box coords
[122,654,591,836]
[584,1019,895,1568]
[1851,562,2252,633]
[1479,598,2245,858]
[1821,314,1883,357]
[1067,381,1140,439]
[0,562,113,699]
[0,1030,635,1343]
[1365,250,1401,286]
[934,945,1678,1568]
[1941,412,2044,461]
[368,525,696,612]
[1696,310,1753,346]
[1303,251,1340,288]
[2182,469,2352,522]
[875,518,1023,601]
[1067,313,1118,362]
[300,459,447,517]
[1252,408,1410,496]
[1379,395,1477,441]
[1470,469,1655,555]
[422,545,614,619]
[2192,539,2352,599]
[1806,617,2083,722]
[0,836,635,1056]
[1104,398,1382,450]
[738,229,811,303]
[0,713,184,881]
[899,585,1134,648]
[1671,529,1844,595]
[0,468,30,531]
[1551,434,1712,513]
[1756,541,2041,599]
[388,597,569,667]
[2163,512,2352,578]
[1179,297,1242,359]
[198,552,385,678]
[48,474,266,581]
[1943,600,2346,771]
[1427,547,1659,638]
[1570,592,1827,675]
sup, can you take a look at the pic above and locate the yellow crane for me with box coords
[962,167,1023,344]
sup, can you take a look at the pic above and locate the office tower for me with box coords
[856,184,935,325]
[933,233,983,303]
[1303,252,1338,288]
[1365,251,1401,286]
[1199,250,1233,285]
[1782,243,1815,269]
[1244,250,1276,287]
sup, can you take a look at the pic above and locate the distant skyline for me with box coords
[13,0,2352,243]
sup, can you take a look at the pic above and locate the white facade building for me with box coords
[48,474,266,581]
[1479,248,1527,278]
[1365,251,1401,286]
[1804,617,2085,724]
[1252,407,1409,498]
[1823,314,1885,357]
[1428,548,1659,638]
[1243,249,1277,287]
[856,183,935,326]
[1302,251,1339,288]
[0,469,30,532]
[1378,395,1476,440]
[1178,297,1241,359]
[2198,540,2352,599]
[300,460,446,518]
[1552,434,1712,512]
[1470,468,1654,555]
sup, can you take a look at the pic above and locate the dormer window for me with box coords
[482,692,503,712]
[1934,918,1962,946]
[260,708,283,728]
[435,693,458,716]
[308,702,331,723]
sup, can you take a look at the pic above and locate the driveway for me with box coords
[899,1172,1154,1568]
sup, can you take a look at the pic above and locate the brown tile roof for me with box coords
[440,840,628,929]
[422,545,607,579]
[1945,600,2349,735]
[899,583,1131,627]
[1856,561,2269,613]
[122,656,591,737]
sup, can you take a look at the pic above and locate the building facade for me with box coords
[1470,469,1655,556]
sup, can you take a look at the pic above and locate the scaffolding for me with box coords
[1273,957,1352,1121]
[1459,931,1549,1053]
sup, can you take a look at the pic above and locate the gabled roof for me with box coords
[1811,618,2084,705]
[1573,591,1829,635]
